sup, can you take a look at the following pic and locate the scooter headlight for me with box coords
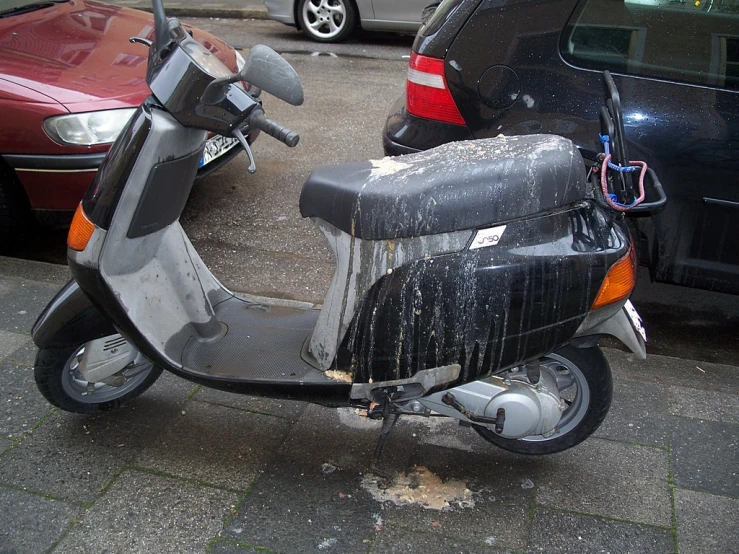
[44,109,137,146]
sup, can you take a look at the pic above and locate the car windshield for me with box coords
[0,0,68,17]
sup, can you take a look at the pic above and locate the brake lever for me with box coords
[232,128,256,174]
[129,36,153,48]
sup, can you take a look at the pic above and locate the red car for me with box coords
[0,0,247,247]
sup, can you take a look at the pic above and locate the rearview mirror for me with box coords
[240,45,304,107]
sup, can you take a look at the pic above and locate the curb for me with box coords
[119,5,269,20]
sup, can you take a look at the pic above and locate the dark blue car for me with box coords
[384,0,739,294]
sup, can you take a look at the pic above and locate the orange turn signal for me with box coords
[68,203,95,252]
[591,245,636,311]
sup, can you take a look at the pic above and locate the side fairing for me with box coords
[345,203,629,384]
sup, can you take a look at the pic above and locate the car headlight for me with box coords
[43,108,137,146]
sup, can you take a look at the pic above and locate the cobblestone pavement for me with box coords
[0,256,737,553]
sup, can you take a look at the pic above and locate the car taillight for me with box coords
[591,245,637,311]
[406,52,465,125]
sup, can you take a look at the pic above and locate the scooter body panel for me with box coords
[345,204,629,385]
[32,279,117,350]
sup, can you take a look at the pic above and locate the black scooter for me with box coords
[31,0,665,464]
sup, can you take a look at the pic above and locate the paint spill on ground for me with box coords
[361,465,474,511]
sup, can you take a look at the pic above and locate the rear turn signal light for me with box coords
[406,52,465,125]
[68,203,95,252]
[591,245,637,311]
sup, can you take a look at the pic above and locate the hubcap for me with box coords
[62,344,154,404]
[512,353,591,442]
[303,0,347,39]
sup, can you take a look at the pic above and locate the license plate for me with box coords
[624,299,647,342]
[199,135,239,168]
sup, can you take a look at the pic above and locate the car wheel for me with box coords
[0,163,31,252]
[298,0,357,43]
[34,342,164,414]
[474,345,612,454]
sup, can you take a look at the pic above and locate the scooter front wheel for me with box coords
[474,345,612,455]
[34,342,163,414]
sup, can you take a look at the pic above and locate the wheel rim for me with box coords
[515,352,591,442]
[302,0,347,39]
[61,344,154,404]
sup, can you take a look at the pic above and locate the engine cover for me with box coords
[420,367,565,439]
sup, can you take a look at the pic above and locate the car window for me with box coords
[561,0,739,90]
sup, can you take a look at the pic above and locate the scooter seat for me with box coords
[299,135,586,240]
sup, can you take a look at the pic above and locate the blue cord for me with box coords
[600,134,639,172]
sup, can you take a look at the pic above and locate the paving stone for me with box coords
[0,329,31,362]
[56,470,238,554]
[194,386,307,420]
[527,508,674,553]
[133,400,293,490]
[0,258,70,285]
[370,525,506,553]
[377,443,541,552]
[0,360,54,440]
[208,539,262,553]
[0,486,81,554]
[674,488,739,554]
[0,371,204,504]
[671,417,739,497]
[0,279,59,333]
[0,410,129,503]
[605,348,738,394]
[223,452,382,553]
[276,404,418,473]
[596,376,670,446]
[536,438,672,527]
[2,337,39,366]
[666,386,739,424]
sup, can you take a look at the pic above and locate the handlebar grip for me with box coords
[250,113,299,148]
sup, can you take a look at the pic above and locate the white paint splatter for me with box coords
[362,466,474,511]
[317,538,337,549]
[369,157,413,177]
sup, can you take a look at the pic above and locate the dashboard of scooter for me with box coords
[145,20,258,136]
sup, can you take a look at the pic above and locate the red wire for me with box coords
[600,154,647,212]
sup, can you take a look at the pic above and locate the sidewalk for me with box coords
[107,0,269,19]
[0,255,737,553]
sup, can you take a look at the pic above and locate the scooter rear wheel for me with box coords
[34,342,163,414]
[474,344,612,455]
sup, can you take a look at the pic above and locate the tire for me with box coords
[0,163,31,253]
[474,345,612,455]
[35,342,164,414]
[298,0,357,43]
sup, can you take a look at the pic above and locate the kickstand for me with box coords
[370,412,400,480]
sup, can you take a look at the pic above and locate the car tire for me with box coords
[474,345,612,455]
[35,343,164,414]
[298,0,357,43]
[0,163,31,252]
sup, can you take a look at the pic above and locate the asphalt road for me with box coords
[9,18,739,366]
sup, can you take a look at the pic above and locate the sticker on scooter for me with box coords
[470,225,507,250]
[624,299,647,342]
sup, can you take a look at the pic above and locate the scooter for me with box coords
[31,0,666,466]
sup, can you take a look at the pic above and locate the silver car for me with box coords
[264,0,433,42]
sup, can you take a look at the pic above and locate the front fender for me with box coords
[32,279,117,350]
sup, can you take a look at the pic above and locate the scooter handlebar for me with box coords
[249,112,299,148]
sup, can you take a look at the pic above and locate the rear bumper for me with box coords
[264,0,296,25]
[382,93,473,156]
